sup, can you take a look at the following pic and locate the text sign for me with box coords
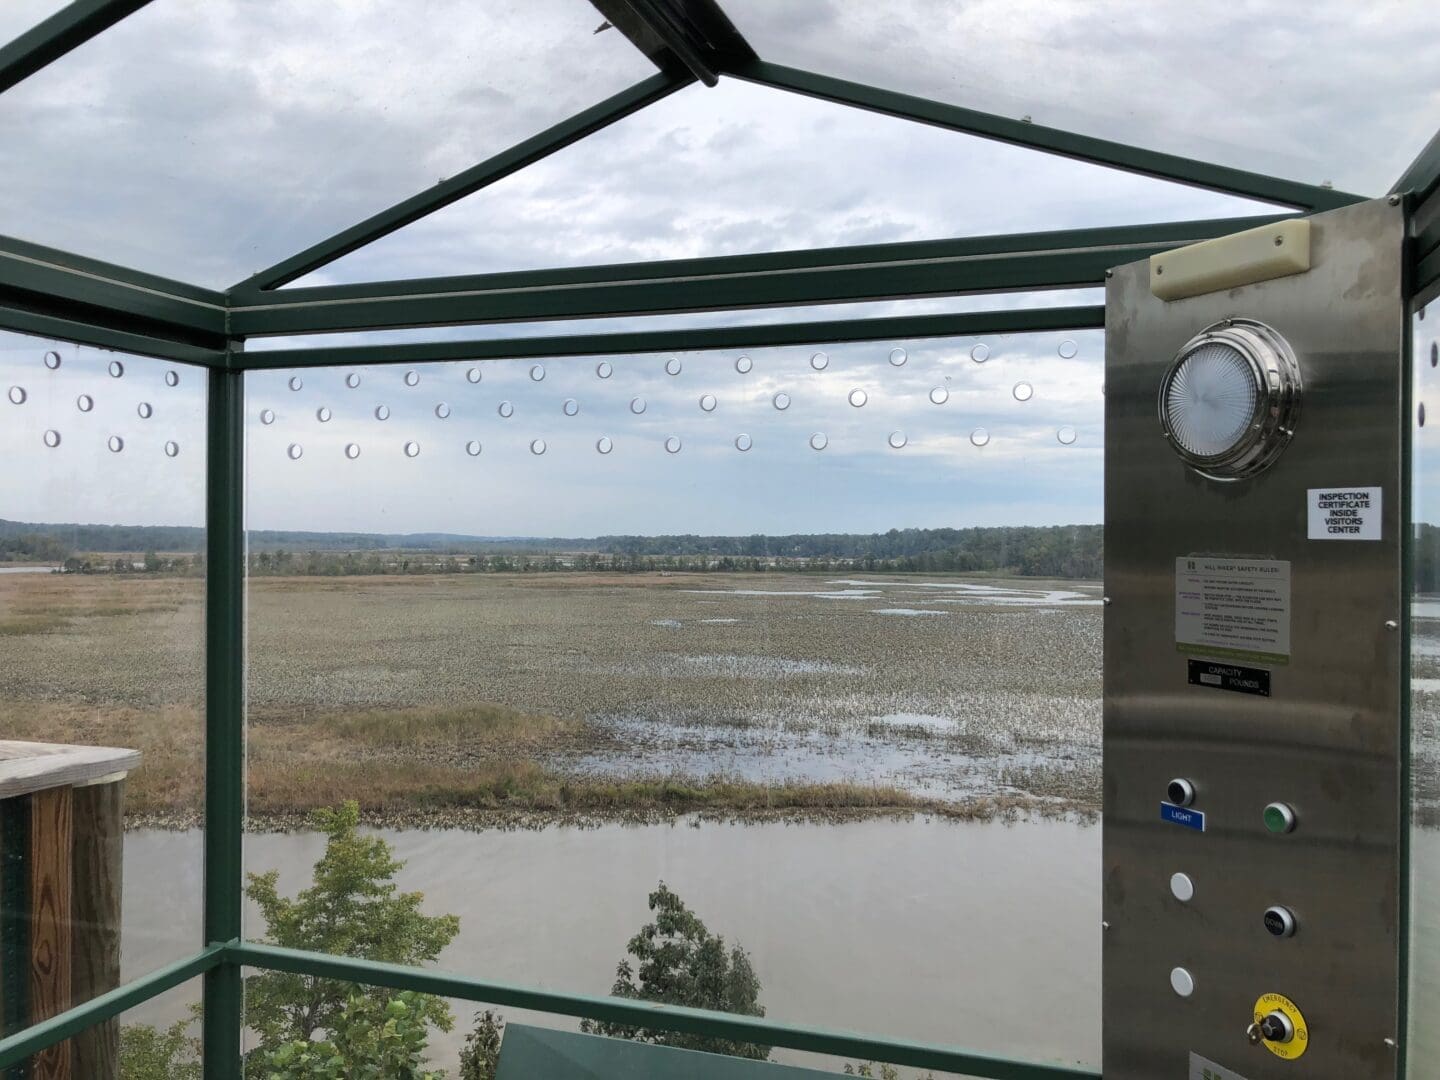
[1175,557,1290,665]
[1190,1053,1253,1080]
[1307,486,1381,540]
[1188,659,1271,697]
[1161,802,1206,832]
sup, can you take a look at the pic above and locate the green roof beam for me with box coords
[724,60,1365,214]
[227,215,1289,337]
[0,0,153,96]
[233,304,1105,372]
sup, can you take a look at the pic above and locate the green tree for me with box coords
[243,801,460,1075]
[581,882,769,1060]
[264,992,443,1080]
[458,1010,505,1080]
[143,548,161,572]
[119,1017,202,1080]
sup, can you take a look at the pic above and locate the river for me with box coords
[120,816,1100,1072]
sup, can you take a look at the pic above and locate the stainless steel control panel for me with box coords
[1103,199,1406,1079]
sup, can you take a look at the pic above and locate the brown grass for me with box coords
[0,698,939,826]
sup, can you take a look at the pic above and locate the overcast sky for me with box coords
[0,2,1436,537]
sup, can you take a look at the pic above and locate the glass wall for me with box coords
[241,330,1103,1074]
[0,331,206,1065]
[1411,304,1439,1073]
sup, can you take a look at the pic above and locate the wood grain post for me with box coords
[28,786,71,1080]
[70,781,122,1080]
[1,794,31,1080]
[0,743,138,1080]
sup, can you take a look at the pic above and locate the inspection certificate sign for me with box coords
[1307,486,1381,540]
[1175,557,1290,665]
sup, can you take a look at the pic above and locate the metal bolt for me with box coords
[1102,596,1111,606]
[1385,1037,1398,1049]
[1388,193,1402,206]
[1105,268,1114,278]
[1385,620,1399,630]
[1274,235,1284,246]
[1155,264,1164,275]
[1101,920,1110,930]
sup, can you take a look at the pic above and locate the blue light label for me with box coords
[1161,802,1206,832]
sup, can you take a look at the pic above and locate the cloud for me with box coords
[298,76,1273,288]
[718,0,1440,193]
[0,4,1432,536]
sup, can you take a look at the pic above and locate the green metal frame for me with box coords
[226,216,1287,338]
[240,305,1106,371]
[0,0,153,95]
[0,1,1435,1076]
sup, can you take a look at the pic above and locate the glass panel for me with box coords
[292,78,1275,288]
[243,331,1102,1070]
[0,0,70,46]
[0,331,205,1041]
[5,974,203,1078]
[1411,302,1439,1074]
[721,0,1435,196]
[239,974,1002,1075]
[0,0,655,287]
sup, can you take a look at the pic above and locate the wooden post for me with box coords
[28,785,71,1080]
[70,781,123,1079]
[0,743,138,1080]
[1,795,31,1080]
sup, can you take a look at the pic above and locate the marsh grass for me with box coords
[0,570,1108,827]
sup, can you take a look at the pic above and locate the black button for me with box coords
[1167,778,1195,806]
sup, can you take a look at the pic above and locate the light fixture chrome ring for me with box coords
[1157,318,1301,481]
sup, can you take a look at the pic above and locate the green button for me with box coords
[1264,802,1296,834]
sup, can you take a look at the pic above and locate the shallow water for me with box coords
[121,817,1100,1071]
[570,714,1088,800]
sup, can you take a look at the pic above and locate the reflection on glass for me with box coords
[0,332,206,1055]
[0,0,655,285]
[241,332,1104,1070]
[10,975,205,1078]
[1411,307,1440,1065]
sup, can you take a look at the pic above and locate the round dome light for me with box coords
[1158,318,1300,480]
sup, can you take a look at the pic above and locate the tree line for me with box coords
[4,519,1104,580]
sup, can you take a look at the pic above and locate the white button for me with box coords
[1170,967,1196,998]
[1170,873,1195,903]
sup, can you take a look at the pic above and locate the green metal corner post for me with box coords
[203,360,246,1078]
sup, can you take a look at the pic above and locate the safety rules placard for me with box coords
[1307,486,1381,540]
[1175,557,1291,665]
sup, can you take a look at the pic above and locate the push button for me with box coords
[1263,905,1297,938]
[1263,802,1296,834]
[1167,778,1197,807]
[1248,1010,1295,1045]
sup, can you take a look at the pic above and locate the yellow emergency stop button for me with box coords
[1253,992,1308,1060]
